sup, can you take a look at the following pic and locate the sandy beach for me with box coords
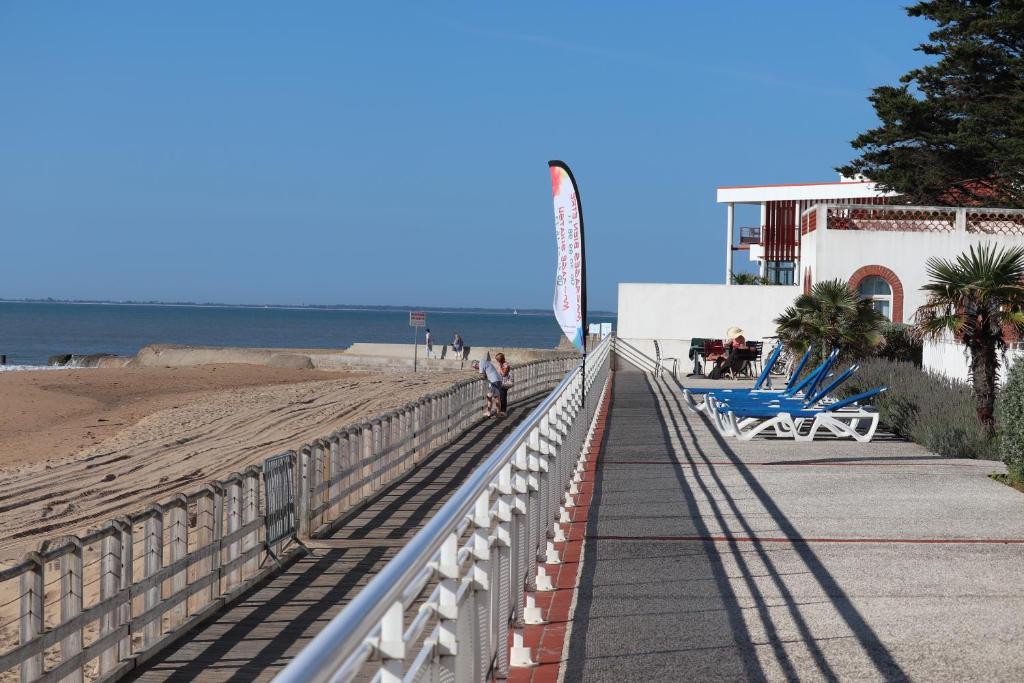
[0,364,468,566]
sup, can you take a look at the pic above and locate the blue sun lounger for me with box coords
[717,386,888,442]
[683,347,834,414]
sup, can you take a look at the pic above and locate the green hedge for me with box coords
[876,323,923,366]
[841,358,996,459]
[998,359,1024,481]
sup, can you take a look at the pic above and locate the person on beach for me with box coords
[452,332,464,359]
[494,352,512,416]
[424,328,434,358]
[472,358,503,417]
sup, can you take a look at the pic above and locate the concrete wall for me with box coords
[616,283,798,372]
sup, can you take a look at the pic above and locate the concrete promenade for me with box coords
[564,364,1024,682]
[125,397,543,682]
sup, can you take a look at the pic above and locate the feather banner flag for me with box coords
[548,160,587,353]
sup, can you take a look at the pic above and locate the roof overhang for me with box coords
[716,181,896,204]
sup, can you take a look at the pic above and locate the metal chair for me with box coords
[653,340,680,379]
[737,341,764,378]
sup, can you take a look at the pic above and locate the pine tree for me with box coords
[838,1,1024,207]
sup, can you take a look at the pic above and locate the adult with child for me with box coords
[494,352,512,417]
[472,357,503,418]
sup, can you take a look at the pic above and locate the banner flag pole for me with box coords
[547,160,588,394]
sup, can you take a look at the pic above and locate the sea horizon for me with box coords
[0,297,616,318]
[0,301,616,367]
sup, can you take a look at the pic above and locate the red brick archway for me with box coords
[849,265,904,323]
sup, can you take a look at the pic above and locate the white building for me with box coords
[618,177,1024,380]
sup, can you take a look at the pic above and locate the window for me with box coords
[858,275,892,320]
[765,260,795,286]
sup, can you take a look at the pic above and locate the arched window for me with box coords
[858,275,893,320]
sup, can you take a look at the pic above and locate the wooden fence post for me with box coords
[195,487,215,610]
[59,538,83,683]
[226,476,242,590]
[361,422,374,503]
[116,518,133,661]
[19,551,43,682]
[242,466,260,580]
[143,506,164,647]
[338,430,352,513]
[295,450,310,539]
[329,435,341,521]
[99,526,122,675]
[167,495,188,630]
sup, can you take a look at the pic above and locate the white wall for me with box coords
[616,283,798,371]
[812,228,1024,321]
[924,338,1024,385]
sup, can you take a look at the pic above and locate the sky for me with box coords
[0,3,933,312]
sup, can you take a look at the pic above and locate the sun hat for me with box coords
[726,326,745,339]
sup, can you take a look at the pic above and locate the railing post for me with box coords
[509,443,535,668]
[167,495,188,630]
[379,601,406,683]
[372,419,383,493]
[196,487,216,608]
[494,464,514,678]
[412,400,423,464]
[399,407,410,474]
[243,466,261,580]
[143,506,163,647]
[309,443,322,533]
[470,492,493,680]
[338,430,353,512]
[435,533,459,679]
[225,476,243,590]
[296,449,311,539]
[329,435,342,521]
[99,526,122,675]
[19,551,43,683]
[116,518,133,661]
[60,537,83,683]
[360,422,374,503]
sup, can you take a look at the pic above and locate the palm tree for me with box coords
[915,243,1024,436]
[731,272,768,285]
[775,279,886,364]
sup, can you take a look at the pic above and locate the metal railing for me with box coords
[0,353,577,683]
[274,335,614,683]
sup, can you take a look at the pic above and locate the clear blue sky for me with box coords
[0,3,931,311]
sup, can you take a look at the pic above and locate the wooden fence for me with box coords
[0,354,575,682]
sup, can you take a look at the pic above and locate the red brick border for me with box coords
[849,264,904,323]
[503,374,613,683]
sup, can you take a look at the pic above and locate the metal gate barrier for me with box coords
[264,451,296,546]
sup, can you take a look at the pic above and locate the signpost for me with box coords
[409,311,426,372]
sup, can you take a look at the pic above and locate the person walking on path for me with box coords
[452,332,464,360]
[494,352,512,417]
[424,328,434,358]
[472,358,503,418]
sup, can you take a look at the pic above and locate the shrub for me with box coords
[998,359,1024,482]
[876,322,923,366]
[842,358,996,459]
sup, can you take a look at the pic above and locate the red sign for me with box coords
[409,311,426,327]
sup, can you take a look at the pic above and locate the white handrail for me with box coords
[274,335,614,683]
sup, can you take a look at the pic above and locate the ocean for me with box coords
[0,302,616,367]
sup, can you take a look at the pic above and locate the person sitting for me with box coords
[709,327,747,379]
